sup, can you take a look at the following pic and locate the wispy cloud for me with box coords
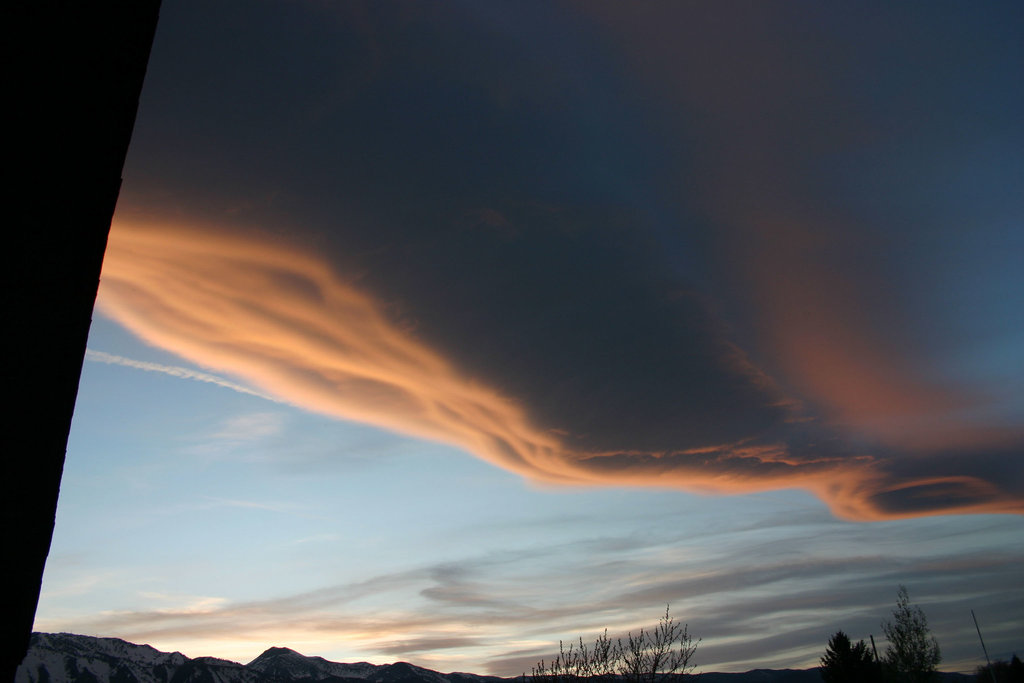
[209,413,286,441]
[167,496,333,524]
[137,593,229,615]
[86,349,283,403]
[199,497,311,515]
[35,513,1024,674]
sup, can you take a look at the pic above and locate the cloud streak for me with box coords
[93,221,1023,520]
[86,349,282,403]
[35,512,1024,674]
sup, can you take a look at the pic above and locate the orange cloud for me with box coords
[96,220,1021,520]
[728,217,1024,455]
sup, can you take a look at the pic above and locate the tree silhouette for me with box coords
[975,654,1024,683]
[531,607,698,683]
[820,630,880,683]
[882,585,941,683]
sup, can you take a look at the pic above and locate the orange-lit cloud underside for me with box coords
[97,222,1021,521]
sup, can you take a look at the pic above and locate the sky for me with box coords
[34,0,1023,676]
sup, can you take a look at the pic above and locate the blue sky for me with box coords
[34,0,1023,676]
[36,322,1023,674]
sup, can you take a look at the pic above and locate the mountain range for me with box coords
[16,633,973,683]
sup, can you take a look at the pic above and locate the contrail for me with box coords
[85,349,283,403]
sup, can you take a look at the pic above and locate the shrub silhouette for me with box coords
[531,606,698,683]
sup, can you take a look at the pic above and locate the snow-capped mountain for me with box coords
[15,633,510,683]
[17,633,251,683]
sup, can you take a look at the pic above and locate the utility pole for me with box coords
[870,634,884,681]
[973,610,997,683]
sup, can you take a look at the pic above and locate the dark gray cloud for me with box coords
[109,0,1024,519]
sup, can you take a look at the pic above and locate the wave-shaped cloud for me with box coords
[96,221,1023,520]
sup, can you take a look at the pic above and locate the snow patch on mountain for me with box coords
[16,634,509,683]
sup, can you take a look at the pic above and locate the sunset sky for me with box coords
[35,1,1022,675]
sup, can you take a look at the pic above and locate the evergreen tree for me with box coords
[820,630,880,683]
[882,586,941,683]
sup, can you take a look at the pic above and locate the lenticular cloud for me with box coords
[96,220,1022,520]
